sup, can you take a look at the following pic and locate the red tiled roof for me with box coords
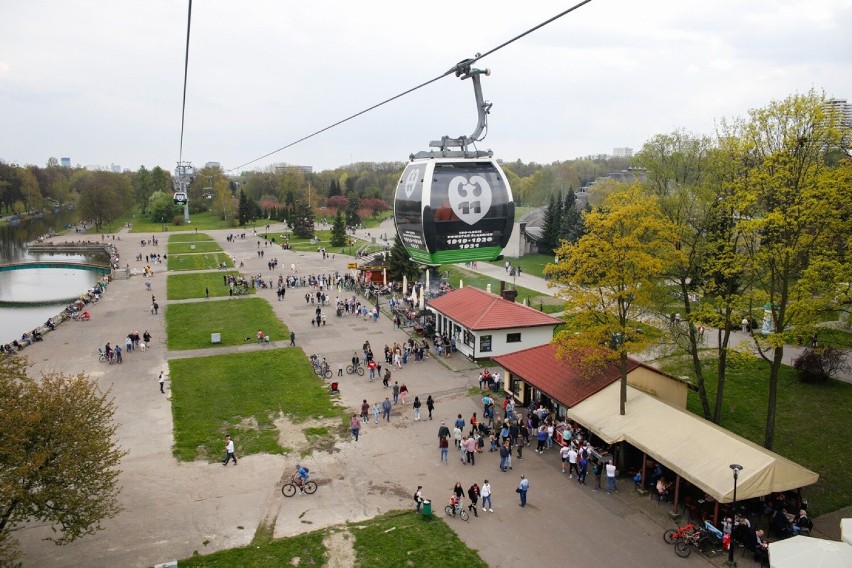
[493,344,641,408]
[427,287,562,331]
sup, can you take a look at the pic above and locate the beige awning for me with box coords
[566,383,818,503]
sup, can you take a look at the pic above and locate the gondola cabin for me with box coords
[394,157,514,265]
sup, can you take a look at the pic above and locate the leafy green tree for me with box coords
[237,189,261,226]
[330,209,347,246]
[389,235,421,283]
[74,171,127,230]
[148,191,178,223]
[546,186,674,415]
[18,168,42,212]
[0,357,125,565]
[133,166,152,212]
[558,188,584,244]
[291,201,315,238]
[733,91,851,449]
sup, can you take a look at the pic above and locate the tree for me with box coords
[540,193,561,254]
[148,191,178,223]
[326,195,349,211]
[237,189,261,226]
[733,91,851,449]
[0,357,125,564]
[18,168,42,212]
[330,209,347,247]
[291,201,315,238]
[558,188,584,244]
[74,171,126,230]
[345,195,361,227]
[389,235,421,283]
[361,197,389,217]
[546,186,674,415]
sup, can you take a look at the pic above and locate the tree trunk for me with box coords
[713,326,732,424]
[763,346,784,450]
[620,351,628,415]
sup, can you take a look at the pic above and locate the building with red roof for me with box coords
[426,286,562,359]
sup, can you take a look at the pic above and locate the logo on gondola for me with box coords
[448,175,491,225]
[404,168,420,198]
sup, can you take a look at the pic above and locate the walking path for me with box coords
[13,221,841,567]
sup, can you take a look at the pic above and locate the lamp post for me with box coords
[726,464,743,567]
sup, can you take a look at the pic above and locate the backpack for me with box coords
[303,467,309,475]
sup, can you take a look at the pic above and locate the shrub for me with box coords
[793,347,850,383]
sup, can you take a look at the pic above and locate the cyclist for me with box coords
[293,464,310,493]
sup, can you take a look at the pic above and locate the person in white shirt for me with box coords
[605,461,618,494]
[567,447,579,478]
[481,480,493,512]
[560,444,571,473]
[222,434,237,466]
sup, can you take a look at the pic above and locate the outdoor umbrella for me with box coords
[769,535,852,568]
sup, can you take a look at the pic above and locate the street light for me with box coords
[726,464,744,567]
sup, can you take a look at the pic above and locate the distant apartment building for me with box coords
[204,161,221,169]
[60,157,71,168]
[825,98,852,128]
[111,163,121,173]
[275,164,313,175]
[612,147,633,158]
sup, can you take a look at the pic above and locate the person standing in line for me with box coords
[381,397,392,421]
[372,402,380,424]
[606,460,618,494]
[413,486,424,513]
[499,442,510,472]
[481,480,493,512]
[467,483,480,517]
[289,331,296,346]
[426,395,435,420]
[459,435,468,464]
[568,445,579,478]
[392,381,400,404]
[158,371,165,393]
[578,454,589,485]
[592,460,603,491]
[223,434,237,466]
[518,475,529,507]
[350,413,361,441]
[413,396,422,420]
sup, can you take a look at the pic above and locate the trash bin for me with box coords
[422,500,431,517]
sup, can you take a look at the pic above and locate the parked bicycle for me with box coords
[664,522,697,545]
[674,525,722,558]
[310,355,332,379]
[281,476,317,497]
[97,348,107,363]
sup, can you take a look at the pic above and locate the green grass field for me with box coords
[178,510,487,567]
[168,252,233,271]
[660,355,852,516]
[167,272,256,300]
[165,297,288,350]
[168,232,215,243]
[441,265,563,313]
[167,241,224,254]
[169,349,345,462]
[491,252,554,279]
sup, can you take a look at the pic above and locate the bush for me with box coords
[793,347,850,383]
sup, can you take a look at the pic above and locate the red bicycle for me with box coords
[663,522,697,545]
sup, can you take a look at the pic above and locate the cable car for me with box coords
[393,64,514,265]
[173,191,188,205]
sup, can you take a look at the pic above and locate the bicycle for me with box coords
[346,361,365,376]
[281,477,317,497]
[663,522,697,545]
[97,348,107,363]
[310,355,332,379]
[674,527,722,558]
[444,503,469,521]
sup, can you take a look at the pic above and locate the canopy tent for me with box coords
[842,518,852,546]
[566,383,818,503]
[769,536,852,568]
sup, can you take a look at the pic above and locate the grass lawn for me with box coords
[263,230,368,256]
[92,210,239,234]
[167,241,224,254]
[165,297,288,350]
[167,272,255,300]
[490,252,554,279]
[168,252,233,271]
[441,264,563,314]
[169,232,215,243]
[659,355,852,516]
[169,349,345,462]
[178,510,487,567]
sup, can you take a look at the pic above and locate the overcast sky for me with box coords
[1,1,850,174]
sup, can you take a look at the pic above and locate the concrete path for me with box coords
[9,223,745,567]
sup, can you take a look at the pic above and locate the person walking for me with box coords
[413,396,422,420]
[518,475,529,507]
[399,383,408,405]
[606,460,618,494]
[439,436,449,464]
[158,370,165,393]
[392,381,400,404]
[578,454,588,485]
[350,413,361,441]
[465,435,477,466]
[426,395,435,420]
[467,483,480,517]
[381,397,392,421]
[222,434,237,466]
[481,480,493,512]
[372,402,380,424]
[338,362,344,377]
[592,460,603,491]
[360,399,370,423]
[289,331,296,346]
[499,442,510,472]
[568,445,579,478]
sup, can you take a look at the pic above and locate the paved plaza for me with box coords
[15,223,721,567]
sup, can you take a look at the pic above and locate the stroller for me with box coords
[329,382,340,394]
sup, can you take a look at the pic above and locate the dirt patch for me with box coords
[273,414,342,455]
[322,528,356,568]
